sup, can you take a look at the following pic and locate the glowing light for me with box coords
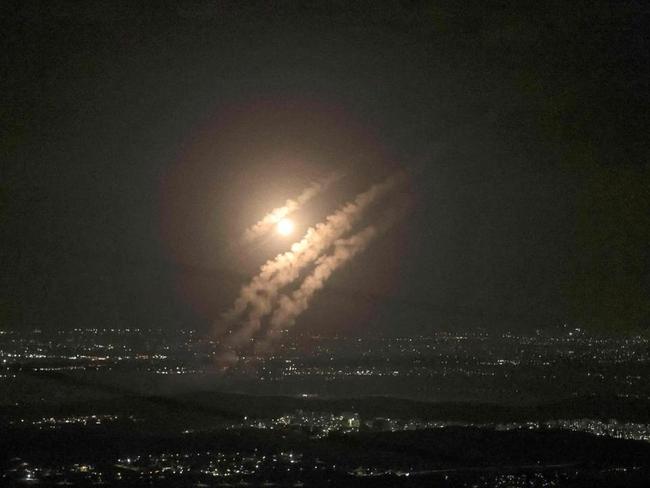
[276,218,294,236]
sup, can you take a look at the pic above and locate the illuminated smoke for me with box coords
[242,172,342,243]
[222,173,405,350]
[256,204,408,353]
[268,227,377,334]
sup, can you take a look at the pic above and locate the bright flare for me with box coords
[276,218,294,236]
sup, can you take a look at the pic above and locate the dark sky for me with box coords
[3,1,649,336]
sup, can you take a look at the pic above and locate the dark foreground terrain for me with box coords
[2,390,650,487]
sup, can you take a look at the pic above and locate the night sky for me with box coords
[3,2,649,336]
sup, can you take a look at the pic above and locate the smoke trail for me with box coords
[242,172,342,244]
[222,173,405,350]
[256,203,408,352]
[269,226,378,330]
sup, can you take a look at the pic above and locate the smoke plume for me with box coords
[256,203,409,352]
[241,172,342,244]
[222,173,405,350]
